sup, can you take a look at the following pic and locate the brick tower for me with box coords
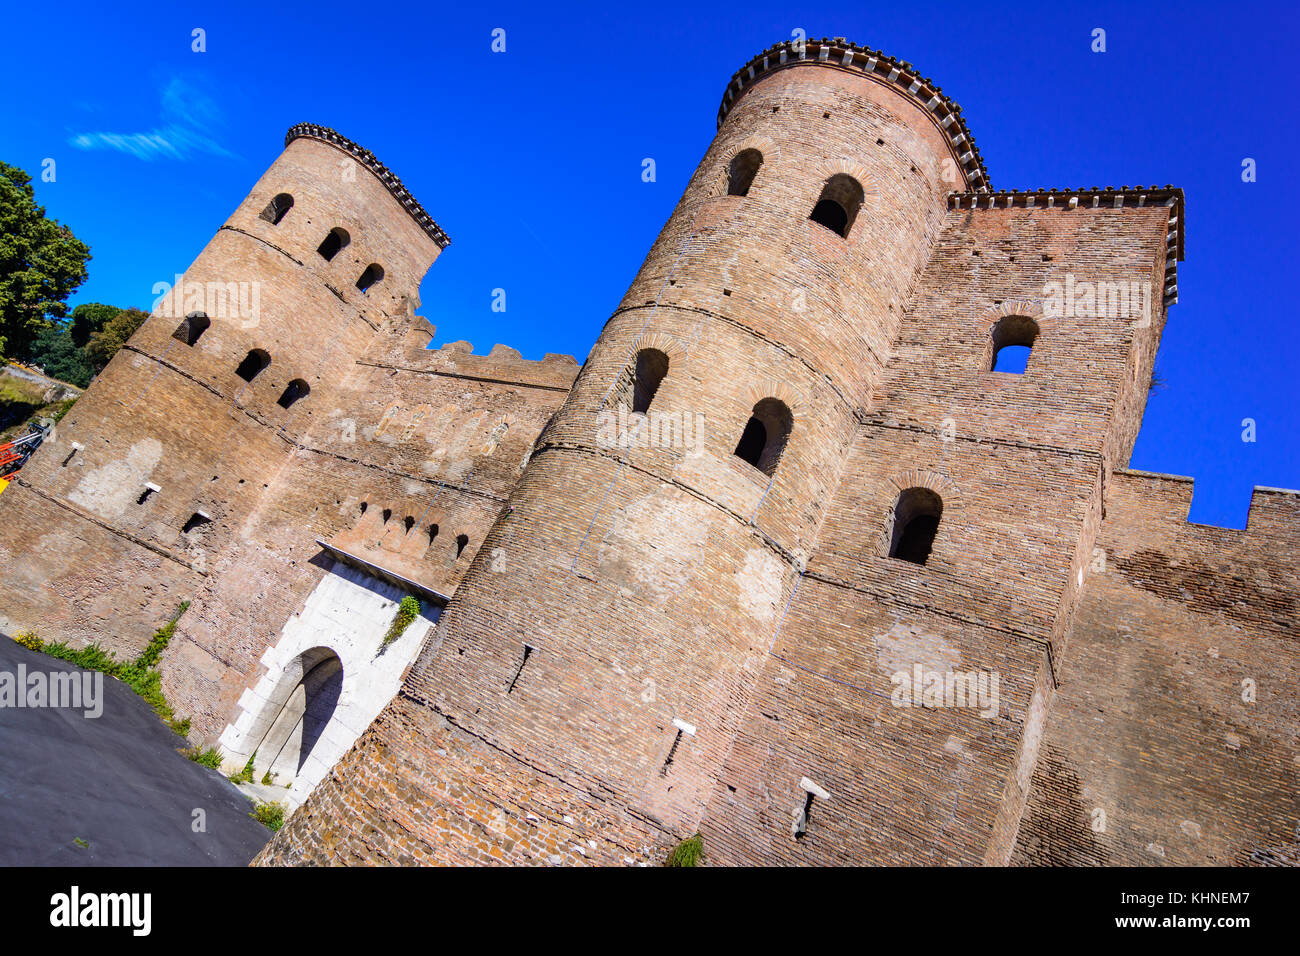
[0,124,447,691]
[12,37,1292,866]
[257,38,1098,864]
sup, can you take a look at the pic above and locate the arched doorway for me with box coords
[246,647,343,785]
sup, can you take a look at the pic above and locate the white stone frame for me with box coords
[216,559,440,811]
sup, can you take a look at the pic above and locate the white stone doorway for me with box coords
[217,560,440,811]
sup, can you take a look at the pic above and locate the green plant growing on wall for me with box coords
[186,746,223,769]
[251,801,285,831]
[665,833,703,867]
[20,602,193,736]
[230,751,256,785]
[382,595,421,648]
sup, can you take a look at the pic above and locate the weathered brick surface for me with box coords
[1012,472,1300,866]
[1,39,1292,866]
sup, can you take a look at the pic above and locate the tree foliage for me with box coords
[85,307,147,371]
[25,323,93,387]
[69,301,121,348]
[23,302,149,388]
[0,161,90,358]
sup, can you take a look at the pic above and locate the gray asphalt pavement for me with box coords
[0,637,270,866]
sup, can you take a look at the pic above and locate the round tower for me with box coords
[263,39,989,862]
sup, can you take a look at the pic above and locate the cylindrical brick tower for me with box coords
[261,38,988,864]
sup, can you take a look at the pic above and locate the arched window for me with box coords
[316,227,350,262]
[455,534,469,558]
[403,516,415,534]
[809,174,865,238]
[427,523,439,545]
[732,397,793,477]
[356,263,384,293]
[889,488,943,565]
[235,348,271,382]
[989,315,1039,373]
[632,348,669,413]
[172,312,210,346]
[728,149,763,197]
[259,193,294,225]
[276,378,310,408]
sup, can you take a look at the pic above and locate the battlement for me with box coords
[375,317,580,393]
[1109,467,1300,540]
[948,186,1184,303]
[721,37,990,191]
[285,123,450,249]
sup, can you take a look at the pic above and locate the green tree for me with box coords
[0,162,91,358]
[85,307,148,372]
[25,323,93,387]
[69,302,122,348]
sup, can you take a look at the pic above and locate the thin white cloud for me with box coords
[69,78,234,161]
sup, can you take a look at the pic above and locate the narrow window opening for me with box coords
[427,523,439,545]
[403,516,415,534]
[989,315,1039,374]
[61,443,82,468]
[359,501,368,515]
[259,193,293,225]
[507,644,534,694]
[727,148,763,197]
[889,487,943,566]
[732,397,793,478]
[809,173,865,238]
[276,378,310,408]
[316,227,350,262]
[381,508,392,524]
[235,348,271,382]
[631,348,669,414]
[356,263,384,293]
[136,483,160,506]
[455,533,469,558]
[172,312,210,346]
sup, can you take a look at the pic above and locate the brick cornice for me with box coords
[719,37,991,192]
[285,123,451,250]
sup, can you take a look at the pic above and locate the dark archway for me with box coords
[253,647,345,781]
[172,312,210,346]
[728,148,763,196]
[733,397,794,477]
[889,487,943,565]
[809,174,865,238]
[990,315,1040,373]
[317,227,350,262]
[235,348,271,382]
[259,193,294,225]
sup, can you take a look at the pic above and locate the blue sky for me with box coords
[2,0,1295,527]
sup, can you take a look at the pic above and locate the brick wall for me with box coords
[1012,470,1300,865]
